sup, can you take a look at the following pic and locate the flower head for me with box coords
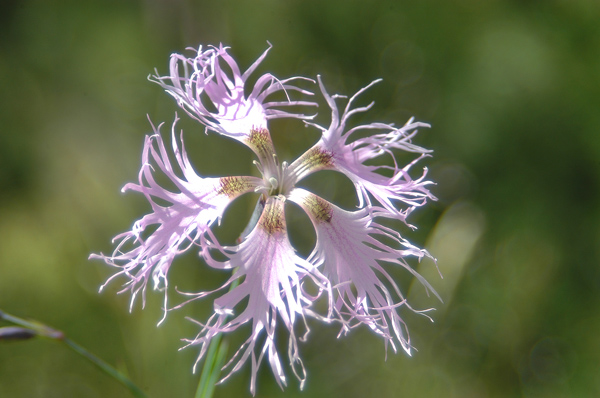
[91,43,439,394]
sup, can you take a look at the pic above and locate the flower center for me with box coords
[255,155,290,197]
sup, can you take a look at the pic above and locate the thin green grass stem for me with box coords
[0,309,147,398]
[194,275,241,398]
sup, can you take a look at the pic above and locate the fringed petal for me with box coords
[150,43,317,154]
[185,196,329,395]
[289,188,439,354]
[294,75,436,218]
[89,116,260,321]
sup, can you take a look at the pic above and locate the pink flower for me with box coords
[91,44,439,395]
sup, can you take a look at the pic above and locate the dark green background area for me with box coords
[1,0,599,397]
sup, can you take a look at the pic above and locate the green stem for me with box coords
[194,198,264,398]
[194,329,227,398]
[63,338,147,398]
[0,309,147,398]
[194,275,242,398]
[206,339,229,397]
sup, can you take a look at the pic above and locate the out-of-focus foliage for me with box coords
[1,0,599,397]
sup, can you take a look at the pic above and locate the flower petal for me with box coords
[151,44,317,152]
[289,188,439,354]
[296,76,436,217]
[89,116,260,321]
[185,196,328,395]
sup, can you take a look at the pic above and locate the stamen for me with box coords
[253,160,264,174]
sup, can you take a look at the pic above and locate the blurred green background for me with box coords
[1,0,599,397]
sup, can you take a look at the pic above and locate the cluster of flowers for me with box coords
[90,43,439,395]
